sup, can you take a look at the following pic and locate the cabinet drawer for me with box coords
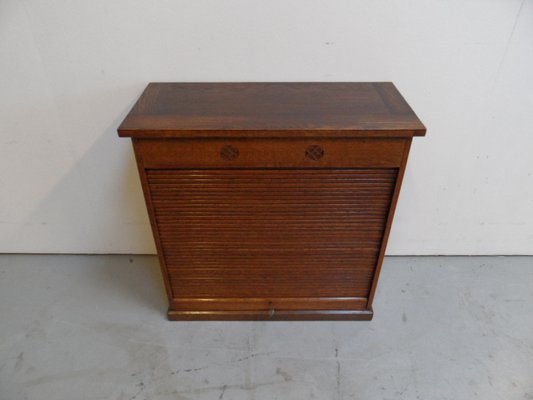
[134,138,406,169]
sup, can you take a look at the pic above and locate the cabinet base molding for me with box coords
[167,309,374,321]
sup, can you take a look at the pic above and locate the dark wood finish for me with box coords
[149,169,396,302]
[167,309,374,321]
[132,143,174,301]
[367,139,413,307]
[168,297,368,311]
[118,82,426,138]
[119,82,425,321]
[134,138,405,169]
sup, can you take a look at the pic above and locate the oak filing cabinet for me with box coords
[118,82,426,320]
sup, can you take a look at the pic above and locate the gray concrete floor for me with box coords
[0,255,531,400]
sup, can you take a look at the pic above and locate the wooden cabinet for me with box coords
[118,82,425,320]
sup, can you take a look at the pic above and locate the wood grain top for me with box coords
[118,82,426,138]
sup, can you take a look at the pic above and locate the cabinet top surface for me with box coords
[118,82,425,138]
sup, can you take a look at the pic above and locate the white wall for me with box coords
[1,0,532,255]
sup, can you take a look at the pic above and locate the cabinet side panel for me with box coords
[131,139,173,303]
[367,139,412,307]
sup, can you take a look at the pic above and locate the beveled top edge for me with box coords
[118,82,426,138]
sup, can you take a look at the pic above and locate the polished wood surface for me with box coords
[149,169,396,300]
[167,309,374,321]
[134,138,405,169]
[118,82,426,138]
[119,82,425,320]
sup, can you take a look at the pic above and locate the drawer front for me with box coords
[135,138,406,169]
[146,168,398,304]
